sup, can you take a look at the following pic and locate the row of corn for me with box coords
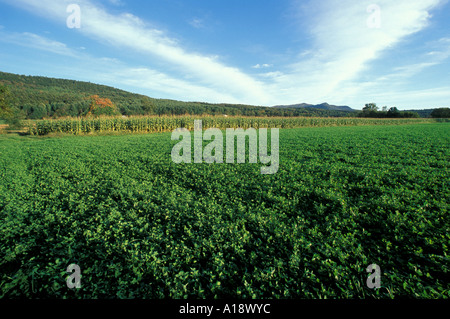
[26,116,437,136]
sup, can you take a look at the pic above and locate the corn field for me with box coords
[26,116,438,136]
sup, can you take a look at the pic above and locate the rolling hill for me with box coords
[273,102,355,112]
[0,71,356,119]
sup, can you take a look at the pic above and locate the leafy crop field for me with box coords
[0,123,449,299]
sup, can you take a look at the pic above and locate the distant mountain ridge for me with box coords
[273,102,355,112]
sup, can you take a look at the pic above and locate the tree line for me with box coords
[358,103,449,119]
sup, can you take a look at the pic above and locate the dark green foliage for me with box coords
[431,108,450,118]
[0,123,449,298]
[359,104,420,118]
[363,103,378,113]
[0,85,13,119]
[0,84,24,129]
[404,109,434,118]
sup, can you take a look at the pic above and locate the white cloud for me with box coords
[0,31,79,58]
[259,71,284,78]
[425,37,450,61]
[111,67,240,103]
[189,18,204,29]
[252,63,273,69]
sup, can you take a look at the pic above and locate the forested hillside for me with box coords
[0,71,354,119]
[1,71,440,120]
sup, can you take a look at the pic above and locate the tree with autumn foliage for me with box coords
[86,95,120,117]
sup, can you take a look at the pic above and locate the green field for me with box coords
[0,123,449,298]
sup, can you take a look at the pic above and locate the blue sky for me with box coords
[0,0,449,110]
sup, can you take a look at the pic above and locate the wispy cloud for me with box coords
[189,18,205,29]
[252,64,273,69]
[0,31,79,58]
[111,67,240,102]
[425,37,450,61]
